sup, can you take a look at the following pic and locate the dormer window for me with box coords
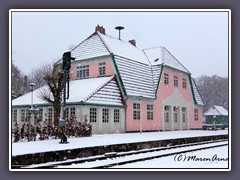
[99,62,106,76]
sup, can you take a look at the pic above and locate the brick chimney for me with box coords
[95,25,106,35]
[129,39,136,47]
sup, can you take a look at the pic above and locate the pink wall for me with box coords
[126,67,203,132]
[69,57,115,80]
[189,106,203,129]
[126,100,160,132]
[156,67,203,130]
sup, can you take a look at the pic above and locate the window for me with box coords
[38,109,43,121]
[21,109,26,122]
[13,109,17,122]
[114,109,120,123]
[182,78,187,89]
[174,106,178,122]
[174,113,178,122]
[77,65,89,79]
[48,108,53,121]
[182,107,186,123]
[147,104,153,120]
[174,76,178,87]
[165,112,169,123]
[194,109,198,121]
[164,73,169,84]
[70,107,76,117]
[182,113,186,123]
[65,107,69,120]
[99,62,106,76]
[133,103,140,120]
[102,108,109,123]
[90,108,97,123]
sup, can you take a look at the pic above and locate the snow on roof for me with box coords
[114,56,155,99]
[204,105,228,116]
[71,33,110,61]
[86,78,123,106]
[191,78,204,106]
[12,76,124,107]
[143,46,190,73]
[98,32,150,65]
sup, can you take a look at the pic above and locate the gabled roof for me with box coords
[71,33,110,61]
[55,29,203,105]
[143,46,190,73]
[204,105,228,116]
[12,76,124,107]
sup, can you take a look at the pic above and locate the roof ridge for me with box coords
[84,75,114,102]
[97,31,113,54]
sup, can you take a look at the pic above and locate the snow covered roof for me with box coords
[191,78,204,106]
[12,76,124,107]
[50,28,203,105]
[114,56,155,99]
[143,46,190,73]
[204,106,228,116]
[71,33,110,61]
[98,32,150,65]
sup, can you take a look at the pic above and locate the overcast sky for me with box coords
[11,10,229,78]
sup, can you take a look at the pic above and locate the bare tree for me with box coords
[37,63,63,126]
[11,62,28,97]
[195,75,228,112]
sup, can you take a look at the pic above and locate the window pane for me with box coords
[102,108,109,123]
[90,108,97,123]
[114,109,120,123]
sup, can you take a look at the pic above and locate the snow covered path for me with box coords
[12,130,228,156]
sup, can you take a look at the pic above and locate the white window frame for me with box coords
[77,65,89,79]
[90,107,97,123]
[102,108,109,123]
[99,62,106,76]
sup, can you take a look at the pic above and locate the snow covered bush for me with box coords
[12,116,92,143]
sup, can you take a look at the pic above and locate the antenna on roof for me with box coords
[115,26,125,40]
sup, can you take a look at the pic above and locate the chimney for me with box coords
[95,25,106,35]
[129,39,136,47]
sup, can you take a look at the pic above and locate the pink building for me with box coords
[12,25,204,134]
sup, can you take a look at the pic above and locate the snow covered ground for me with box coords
[53,142,228,169]
[12,130,228,156]
[112,146,229,169]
